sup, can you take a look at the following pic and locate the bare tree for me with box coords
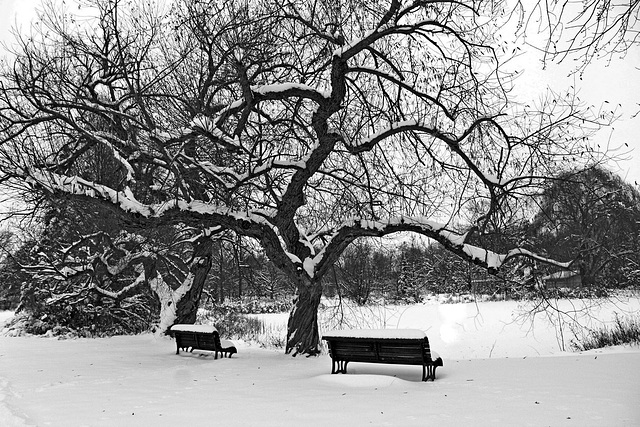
[0,0,609,355]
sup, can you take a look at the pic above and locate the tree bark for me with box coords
[286,278,323,356]
[173,236,214,325]
[148,236,214,333]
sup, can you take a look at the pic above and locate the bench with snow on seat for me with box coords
[170,324,237,359]
[322,329,443,382]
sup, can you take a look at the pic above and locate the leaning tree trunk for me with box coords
[173,236,214,324]
[148,236,214,333]
[286,278,323,356]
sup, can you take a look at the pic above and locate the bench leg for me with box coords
[422,364,439,381]
[426,365,437,381]
[331,360,348,374]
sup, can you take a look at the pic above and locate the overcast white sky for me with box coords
[1,0,638,186]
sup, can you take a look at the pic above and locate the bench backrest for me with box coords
[326,337,433,364]
[174,330,221,352]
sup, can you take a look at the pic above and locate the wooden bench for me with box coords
[170,324,237,359]
[322,329,443,381]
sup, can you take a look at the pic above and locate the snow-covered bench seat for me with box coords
[322,329,443,381]
[170,324,237,359]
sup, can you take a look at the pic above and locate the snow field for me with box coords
[1,298,639,426]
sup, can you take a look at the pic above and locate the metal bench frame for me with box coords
[322,334,443,381]
[171,327,237,359]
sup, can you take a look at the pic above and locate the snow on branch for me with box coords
[26,169,280,237]
[27,169,151,215]
[305,216,570,280]
[190,115,242,150]
[92,269,147,300]
[181,155,242,189]
[250,83,330,102]
[93,131,136,182]
[347,119,422,152]
[501,248,572,270]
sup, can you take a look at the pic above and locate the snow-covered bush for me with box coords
[14,279,156,338]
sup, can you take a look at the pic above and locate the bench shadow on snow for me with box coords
[316,362,447,386]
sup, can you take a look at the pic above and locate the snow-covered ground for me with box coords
[1,298,639,426]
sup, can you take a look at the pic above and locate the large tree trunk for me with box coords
[148,236,214,333]
[173,236,214,324]
[286,278,323,356]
